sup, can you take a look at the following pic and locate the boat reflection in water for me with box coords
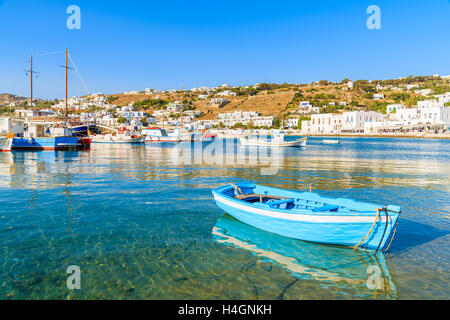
[212,214,398,299]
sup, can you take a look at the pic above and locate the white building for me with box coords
[373,93,385,100]
[414,89,433,96]
[297,101,320,114]
[216,111,272,127]
[216,90,237,97]
[124,91,139,95]
[341,111,384,133]
[301,113,343,134]
[395,108,418,121]
[420,107,450,128]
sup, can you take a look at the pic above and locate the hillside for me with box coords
[0,93,27,104]
[103,76,450,120]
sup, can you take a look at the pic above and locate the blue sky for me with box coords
[0,0,449,99]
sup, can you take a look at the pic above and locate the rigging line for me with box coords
[67,52,90,95]
[33,50,65,57]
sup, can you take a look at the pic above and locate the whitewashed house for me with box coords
[341,111,384,133]
[301,113,343,134]
[373,93,385,100]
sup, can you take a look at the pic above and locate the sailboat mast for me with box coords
[180,84,183,131]
[65,49,68,117]
[30,54,33,110]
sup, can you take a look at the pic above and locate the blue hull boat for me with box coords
[11,136,79,151]
[212,183,400,251]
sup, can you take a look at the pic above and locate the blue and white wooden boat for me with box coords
[212,183,400,251]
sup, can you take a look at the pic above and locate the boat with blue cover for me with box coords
[11,123,79,151]
[212,183,400,251]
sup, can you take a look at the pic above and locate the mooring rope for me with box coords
[353,208,381,250]
[384,215,399,252]
[375,208,389,254]
[230,184,243,196]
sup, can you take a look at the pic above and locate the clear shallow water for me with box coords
[0,137,448,299]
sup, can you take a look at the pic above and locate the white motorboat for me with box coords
[240,133,307,147]
[143,128,192,143]
[91,129,145,144]
[323,139,340,144]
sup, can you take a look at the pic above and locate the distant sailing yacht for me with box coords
[11,50,82,151]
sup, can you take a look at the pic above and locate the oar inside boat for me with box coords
[212,183,401,251]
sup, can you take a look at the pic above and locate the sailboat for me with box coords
[11,50,80,151]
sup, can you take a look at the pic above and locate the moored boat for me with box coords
[203,132,217,139]
[91,130,145,144]
[323,139,340,144]
[240,133,307,147]
[212,183,400,251]
[11,124,79,151]
[71,124,100,137]
[77,136,92,149]
[143,127,192,143]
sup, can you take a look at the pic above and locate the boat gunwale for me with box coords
[212,184,399,219]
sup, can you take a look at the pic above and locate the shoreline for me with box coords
[285,132,450,140]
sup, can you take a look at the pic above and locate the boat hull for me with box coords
[240,137,307,147]
[323,139,340,144]
[91,135,145,144]
[77,137,92,149]
[11,136,79,151]
[145,134,192,143]
[213,184,399,250]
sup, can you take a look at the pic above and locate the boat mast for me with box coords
[30,54,33,111]
[180,84,183,132]
[65,49,68,117]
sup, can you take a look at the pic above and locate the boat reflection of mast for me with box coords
[62,159,73,232]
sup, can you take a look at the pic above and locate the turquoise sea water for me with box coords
[0,137,448,299]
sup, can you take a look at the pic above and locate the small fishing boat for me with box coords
[240,133,307,147]
[143,127,192,143]
[71,124,100,137]
[11,124,79,151]
[323,139,340,144]
[203,132,217,139]
[212,183,400,251]
[91,130,145,144]
[0,134,13,152]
